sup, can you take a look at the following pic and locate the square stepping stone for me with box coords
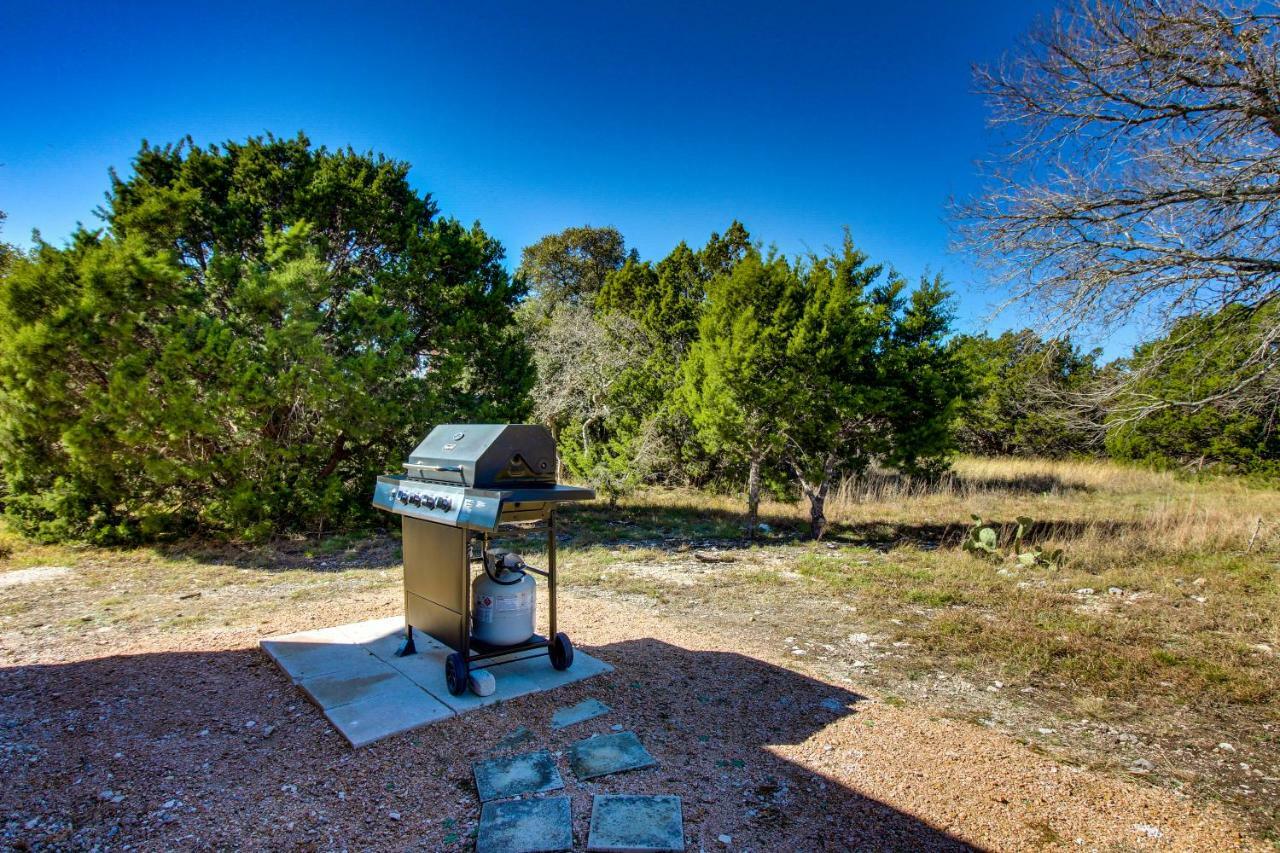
[477,796,573,853]
[568,731,656,780]
[587,795,684,852]
[474,750,565,802]
[551,698,611,730]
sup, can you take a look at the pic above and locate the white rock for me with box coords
[388,811,401,821]
[848,633,871,645]
[468,669,496,697]
[1037,728,1056,735]
[719,835,732,845]
[1107,587,1123,595]
[244,720,256,728]
[1133,823,1162,839]
[1128,759,1154,774]
[1075,588,1095,596]
[611,724,624,731]
[1216,742,1235,752]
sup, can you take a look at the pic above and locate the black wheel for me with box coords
[549,632,574,671]
[445,652,468,696]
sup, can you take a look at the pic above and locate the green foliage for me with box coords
[952,330,1099,457]
[963,514,1064,566]
[780,240,965,537]
[680,233,966,537]
[0,134,531,542]
[963,515,1002,559]
[1105,304,1280,473]
[596,222,752,488]
[518,225,627,311]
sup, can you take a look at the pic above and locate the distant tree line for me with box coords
[523,224,1280,511]
[1,133,1275,545]
[519,223,965,538]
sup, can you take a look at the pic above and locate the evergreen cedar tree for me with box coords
[0,134,532,542]
[951,331,1100,458]
[681,236,965,539]
[1105,304,1280,474]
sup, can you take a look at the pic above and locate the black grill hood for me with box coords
[405,424,557,488]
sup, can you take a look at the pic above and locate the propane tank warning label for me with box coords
[494,591,532,612]
[475,591,531,623]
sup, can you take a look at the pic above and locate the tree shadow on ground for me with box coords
[555,502,1144,553]
[154,530,404,572]
[0,638,981,850]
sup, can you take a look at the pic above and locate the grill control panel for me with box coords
[372,476,502,531]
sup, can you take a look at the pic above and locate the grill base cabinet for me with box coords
[372,424,594,696]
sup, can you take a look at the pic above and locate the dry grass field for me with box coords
[1,455,1277,846]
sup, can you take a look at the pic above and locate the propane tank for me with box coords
[472,550,537,647]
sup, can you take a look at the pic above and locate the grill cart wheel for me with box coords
[445,652,468,696]
[549,632,574,671]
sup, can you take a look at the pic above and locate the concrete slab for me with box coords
[297,663,406,710]
[381,641,544,713]
[323,686,454,748]
[568,731,657,780]
[587,795,684,852]
[261,618,614,747]
[477,796,573,853]
[551,698,611,730]
[335,615,404,644]
[489,647,614,691]
[473,750,565,802]
[260,632,381,681]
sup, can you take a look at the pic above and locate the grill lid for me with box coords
[405,424,557,487]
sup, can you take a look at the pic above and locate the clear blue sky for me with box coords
[1,0,1079,345]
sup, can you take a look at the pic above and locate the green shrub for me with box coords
[0,134,531,542]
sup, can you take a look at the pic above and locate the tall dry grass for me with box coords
[631,456,1280,565]
[818,457,1280,563]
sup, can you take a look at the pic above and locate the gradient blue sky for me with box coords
[1,1,1084,345]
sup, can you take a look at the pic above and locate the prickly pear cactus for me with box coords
[963,515,1001,559]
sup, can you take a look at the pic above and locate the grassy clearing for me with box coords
[1,455,1276,836]
[544,456,1280,836]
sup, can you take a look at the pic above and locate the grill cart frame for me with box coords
[371,424,594,695]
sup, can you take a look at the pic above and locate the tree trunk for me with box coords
[798,454,837,540]
[807,480,829,540]
[551,422,563,482]
[746,455,762,539]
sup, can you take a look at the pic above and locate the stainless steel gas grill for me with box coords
[371,424,594,696]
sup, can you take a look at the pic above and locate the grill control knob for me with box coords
[422,495,437,509]
[409,494,421,506]
[436,496,452,511]
[397,491,409,504]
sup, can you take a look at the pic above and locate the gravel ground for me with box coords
[0,589,1261,851]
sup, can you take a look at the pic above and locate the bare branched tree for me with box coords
[958,0,1280,422]
[527,304,653,477]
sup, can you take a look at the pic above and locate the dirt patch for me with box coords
[0,580,1261,851]
[0,565,71,588]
